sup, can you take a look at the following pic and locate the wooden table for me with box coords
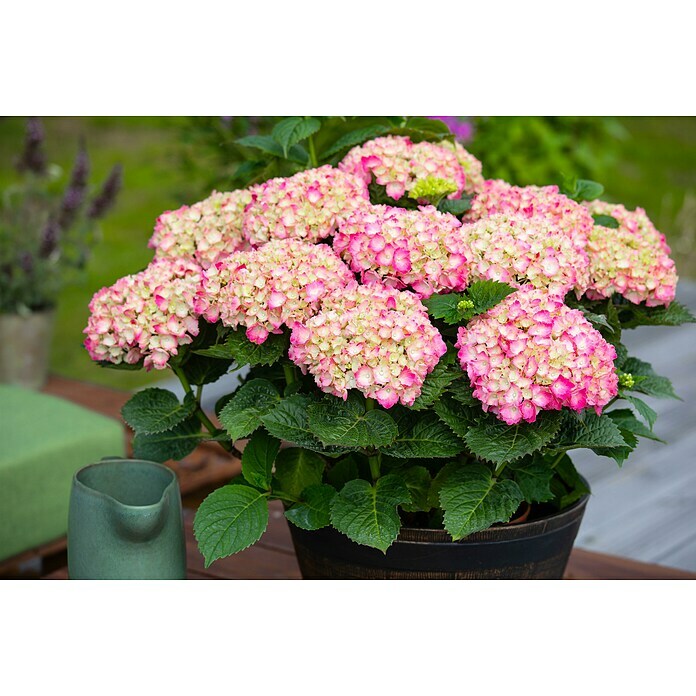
[6,376,695,581]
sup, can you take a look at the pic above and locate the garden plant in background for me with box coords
[84,117,695,578]
[1,117,122,389]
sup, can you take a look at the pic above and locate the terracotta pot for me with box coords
[289,493,589,580]
[0,309,55,390]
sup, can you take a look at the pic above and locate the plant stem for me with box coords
[549,452,566,469]
[365,397,376,411]
[171,364,241,459]
[283,362,296,388]
[308,134,318,167]
[494,462,507,479]
[368,452,381,481]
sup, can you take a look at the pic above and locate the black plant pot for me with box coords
[289,494,589,580]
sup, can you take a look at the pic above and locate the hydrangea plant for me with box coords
[84,116,695,566]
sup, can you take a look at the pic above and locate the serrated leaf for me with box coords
[237,134,285,157]
[554,411,628,451]
[272,117,321,157]
[592,213,620,228]
[606,409,664,443]
[401,466,432,513]
[121,388,196,434]
[193,484,269,567]
[623,394,657,429]
[322,124,391,159]
[241,430,281,490]
[284,484,336,530]
[433,393,476,439]
[182,353,233,386]
[621,357,679,399]
[437,196,472,216]
[439,463,524,540]
[330,475,411,552]
[618,301,696,329]
[467,280,516,316]
[226,330,289,367]
[193,344,237,360]
[508,459,554,503]
[306,393,398,447]
[447,379,478,406]
[218,378,281,441]
[132,416,202,462]
[579,308,617,334]
[273,447,325,498]
[574,179,604,202]
[261,394,347,454]
[326,455,360,490]
[464,412,562,465]
[410,359,460,410]
[422,292,467,324]
[382,411,465,459]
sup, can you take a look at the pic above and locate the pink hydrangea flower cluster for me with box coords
[441,140,485,194]
[241,165,369,245]
[149,190,252,268]
[333,204,471,298]
[460,213,590,295]
[583,201,677,307]
[339,135,482,201]
[456,287,618,425]
[289,281,447,408]
[196,239,354,345]
[468,180,594,248]
[84,258,202,371]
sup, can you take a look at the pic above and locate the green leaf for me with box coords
[326,455,360,490]
[322,124,391,159]
[241,430,281,490]
[382,411,465,459]
[330,475,411,552]
[218,378,281,441]
[439,464,524,540]
[437,196,472,216]
[193,344,237,360]
[97,360,143,371]
[401,466,432,513]
[617,301,696,329]
[273,447,325,498]
[132,416,202,462]
[261,394,346,454]
[284,484,336,530]
[464,412,562,465]
[226,330,289,367]
[623,394,657,429]
[621,357,679,399]
[433,393,477,439]
[236,135,285,157]
[422,292,466,324]
[182,353,233,386]
[592,214,620,228]
[606,409,664,443]
[121,388,196,434]
[508,459,555,503]
[579,308,617,334]
[466,280,516,316]
[193,484,269,566]
[272,117,321,157]
[553,411,628,452]
[306,393,398,448]
[410,355,460,410]
[447,379,478,406]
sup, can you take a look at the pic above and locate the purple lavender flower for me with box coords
[58,142,90,229]
[15,117,48,176]
[88,164,122,220]
[428,116,474,142]
[39,220,61,258]
[19,251,34,274]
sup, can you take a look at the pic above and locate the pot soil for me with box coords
[289,494,589,580]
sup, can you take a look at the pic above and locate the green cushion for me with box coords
[0,385,126,561]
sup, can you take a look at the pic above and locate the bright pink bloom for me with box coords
[456,287,618,425]
[334,205,472,298]
[149,190,252,268]
[289,281,447,407]
[583,201,677,307]
[196,239,354,342]
[242,165,369,245]
[339,135,483,202]
[84,258,203,371]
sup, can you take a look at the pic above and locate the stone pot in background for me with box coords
[0,309,55,390]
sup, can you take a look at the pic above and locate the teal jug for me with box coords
[68,459,186,579]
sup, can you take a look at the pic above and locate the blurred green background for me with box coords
[1,116,694,389]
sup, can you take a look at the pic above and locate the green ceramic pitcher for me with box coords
[68,458,186,579]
